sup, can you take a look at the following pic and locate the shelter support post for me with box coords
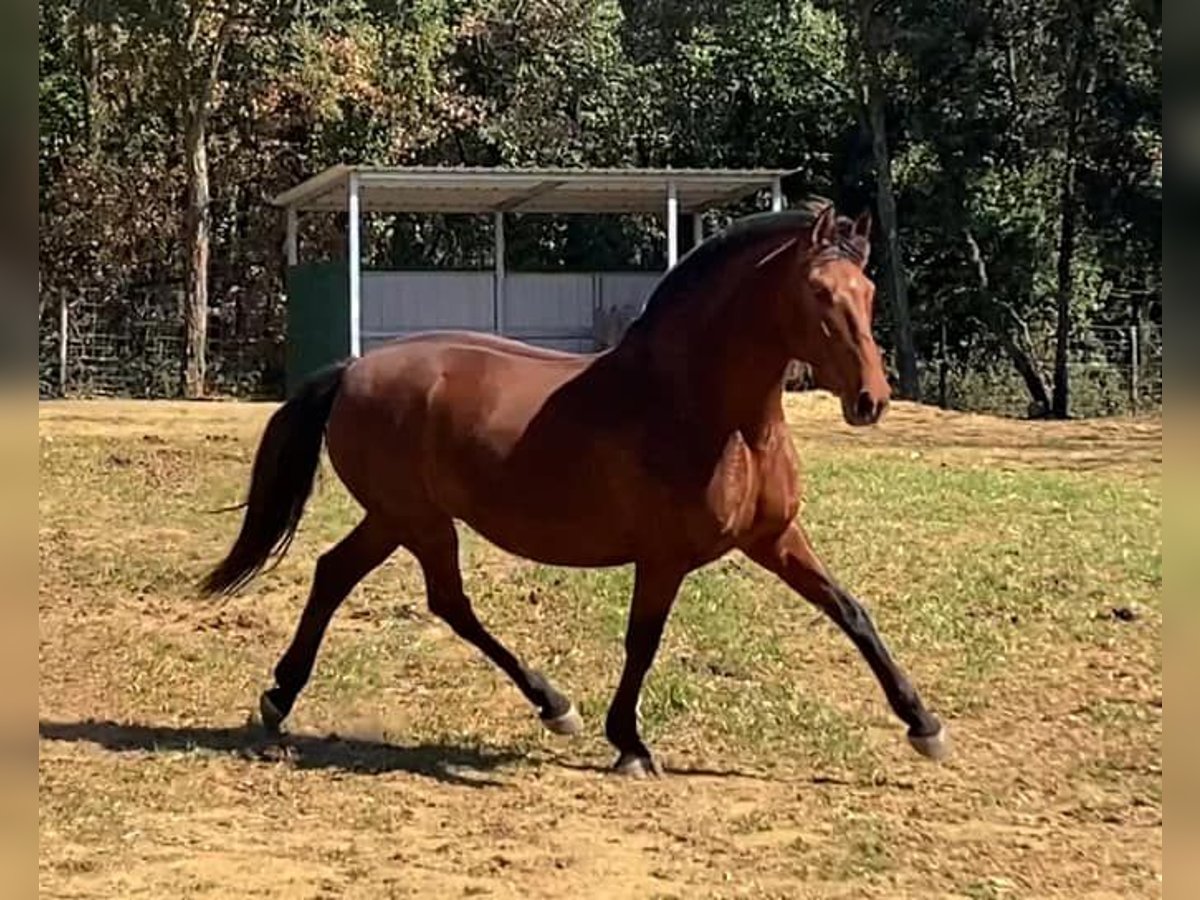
[285,206,298,266]
[692,212,704,248]
[666,181,679,268]
[771,178,784,212]
[494,211,506,336]
[58,294,68,395]
[347,173,362,357]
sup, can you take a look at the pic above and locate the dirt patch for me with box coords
[782,393,1162,479]
[39,399,1162,899]
[40,393,1162,478]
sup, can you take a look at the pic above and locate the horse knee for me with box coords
[312,552,335,586]
[426,586,452,616]
[426,587,473,629]
[826,587,881,643]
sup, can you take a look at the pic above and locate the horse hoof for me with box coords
[541,703,583,737]
[259,692,286,735]
[908,723,950,761]
[613,753,662,778]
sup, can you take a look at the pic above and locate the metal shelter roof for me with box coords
[272,165,796,215]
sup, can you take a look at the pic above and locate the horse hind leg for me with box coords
[408,517,581,736]
[259,516,399,732]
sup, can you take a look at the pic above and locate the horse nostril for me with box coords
[856,391,875,421]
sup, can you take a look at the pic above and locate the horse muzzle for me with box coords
[841,390,889,427]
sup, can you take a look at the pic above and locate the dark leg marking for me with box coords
[263,517,399,731]
[604,564,686,777]
[745,525,947,760]
[415,519,579,733]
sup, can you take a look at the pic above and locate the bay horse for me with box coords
[202,201,949,776]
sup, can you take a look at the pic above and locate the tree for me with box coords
[963,228,1051,413]
[37,0,1161,411]
[843,0,920,399]
[1050,0,1099,418]
[179,6,236,398]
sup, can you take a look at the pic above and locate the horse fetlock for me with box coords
[540,703,584,736]
[613,751,663,778]
[258,688,293,734]
[907,720,950,762]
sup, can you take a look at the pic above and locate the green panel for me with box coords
[286,261,350,395]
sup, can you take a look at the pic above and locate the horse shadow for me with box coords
[38,718,526,788]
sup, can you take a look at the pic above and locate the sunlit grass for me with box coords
[38,399,1163,899]
[39,410,1160,775]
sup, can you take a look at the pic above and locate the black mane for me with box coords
[634,200,865,327]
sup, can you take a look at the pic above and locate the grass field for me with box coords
[38,394,1162,899]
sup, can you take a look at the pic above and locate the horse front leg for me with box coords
[744,524,949,760]
[604,563,687,777]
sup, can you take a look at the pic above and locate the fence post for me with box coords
[1129,322,1140,415]
[938,321,949,409]
[58,295,69,396]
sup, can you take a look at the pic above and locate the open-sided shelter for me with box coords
[272,165,794,389]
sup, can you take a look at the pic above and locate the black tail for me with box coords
[200,362,348,596]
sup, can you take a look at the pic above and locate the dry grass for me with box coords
[39,396,1161,899]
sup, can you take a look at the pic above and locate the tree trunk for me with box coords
[1051,4,1097,419]
[182,111,210,398]
[75,1,103,158]
[1051,145,1078,419]
[937,321,948,408]
[1001,320,1052,417]
[863,57,920,399]
[178,18,233,399]
[963,229,1051,416]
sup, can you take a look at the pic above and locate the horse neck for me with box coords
[622,275,794,442]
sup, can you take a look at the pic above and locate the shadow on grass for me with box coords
[550,757,915,789]
[39,718,525,788]
[551,757,778,782]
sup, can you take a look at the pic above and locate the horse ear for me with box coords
[812,204,838,247]
[851,210,872,263]
[852,210,873,241]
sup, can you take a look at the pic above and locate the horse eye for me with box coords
[810,286,834,306]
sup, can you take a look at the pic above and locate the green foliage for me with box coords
[39,0,1160,411]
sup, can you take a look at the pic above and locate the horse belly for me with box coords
[467,511,634,567]
[439,458,633,571]
[424,410,635,567]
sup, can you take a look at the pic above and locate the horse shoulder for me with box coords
[704,430,758,536]
[693,425,802,554]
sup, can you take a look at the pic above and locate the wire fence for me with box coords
[912,323,1162,418]
[38,300,1161,419]
[38,292,284,400]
